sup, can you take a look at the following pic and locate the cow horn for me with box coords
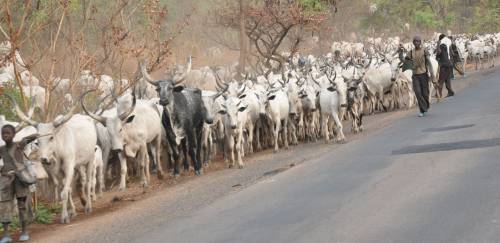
[173,56,192,85]
[118,90,136,121]
[364,55,373,69]
[2,94,38,127]
[140,60,158,86]
[81,90,107,125]
[213,83,228,99]
[238,84,246,96]
[212,69,227,92]
[309,73,320,86]
[53,104,77,128]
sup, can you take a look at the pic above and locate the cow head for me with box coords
[5,93,76,165]
[298,87,317,112]
[81,90,136,152]
[140,57,191,107]
[219,97,247,130]
[201,87,227,125]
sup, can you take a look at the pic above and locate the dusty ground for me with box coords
[26,62,497,242]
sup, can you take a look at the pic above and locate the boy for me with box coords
[0,125,37,242]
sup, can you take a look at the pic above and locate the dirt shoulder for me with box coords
[31,65,497,243]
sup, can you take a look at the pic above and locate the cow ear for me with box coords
[238,105,247,112]
[268,95,276,100]
[239,94,247,99]
[126,115,135,123]
[173,86,184,92]
[218,110,226,115]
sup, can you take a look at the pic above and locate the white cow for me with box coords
[317,74,345,143]
[90,145,104,201]
[219,96,248,168]
[82,92,163,190]
[11,97,97,224]
[266,84,290,153]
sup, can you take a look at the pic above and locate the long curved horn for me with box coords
[174,56,192,85]
[309,73,320,86]
[211,67,227,92]
[213,83,229,99]
[238,84,247,96]
[118,91,136,121]
[364,55,373,69]
[81,90,107,125]
[53,102,77,128]
[2,94,38,126]
[140,60,158,86]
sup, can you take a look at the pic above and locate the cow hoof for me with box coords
[60,216,70,224]
[157,171,164,180]
[273,150,278,153]
[238,165,244,169]
[142,181,149,188]
[195,170,202,176]
[84,206,92,214]
[204,162,209,167]
[173,173,180,179]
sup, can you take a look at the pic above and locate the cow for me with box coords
[8,95,97,224]
[218,96,248,168]
[90,145,104,201]
[81,91,164,189]
[141,57,211,177]
[266,82,290,153]
[315,71,346,143]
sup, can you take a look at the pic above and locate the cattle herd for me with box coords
[0,32,498,224]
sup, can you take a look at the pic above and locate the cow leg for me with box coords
[273,120,280,153]
[201,127,210,166]
[60,161,75,224]
[195,128,203,171]
[81,164,92,214]
[227,135,235,168]
[247,122,254,154]
[101,147,109,191]
[255,120,262,151]
[118,152,127,191]
[68,189,77,219]
[283,118,289,150]
[181,140,189,172]
[332,111,346,143]
[137,145,149,187]
[97,161,104,197]
[186,130,202,176]
[153,136,164,179]
[236,128,245,169]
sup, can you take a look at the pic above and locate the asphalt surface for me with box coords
[132,69,500,243]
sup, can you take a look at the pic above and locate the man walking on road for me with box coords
[404,36,434,117]
[436,34,455,98]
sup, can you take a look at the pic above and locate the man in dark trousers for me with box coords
[0,125,37,243]
[436,34,455,98]
[404,36,435,117]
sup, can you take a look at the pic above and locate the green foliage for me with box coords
[34,203,60,224]
[414,9,440,28]
[299,0,328,12]
[0,80,23,122]
[470,0,500,33]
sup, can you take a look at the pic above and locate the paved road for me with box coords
[132,69,500,243]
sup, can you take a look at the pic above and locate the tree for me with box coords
[213,0,337,74]
[0,0,190,121]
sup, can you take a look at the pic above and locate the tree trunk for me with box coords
[237,0,248,81]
